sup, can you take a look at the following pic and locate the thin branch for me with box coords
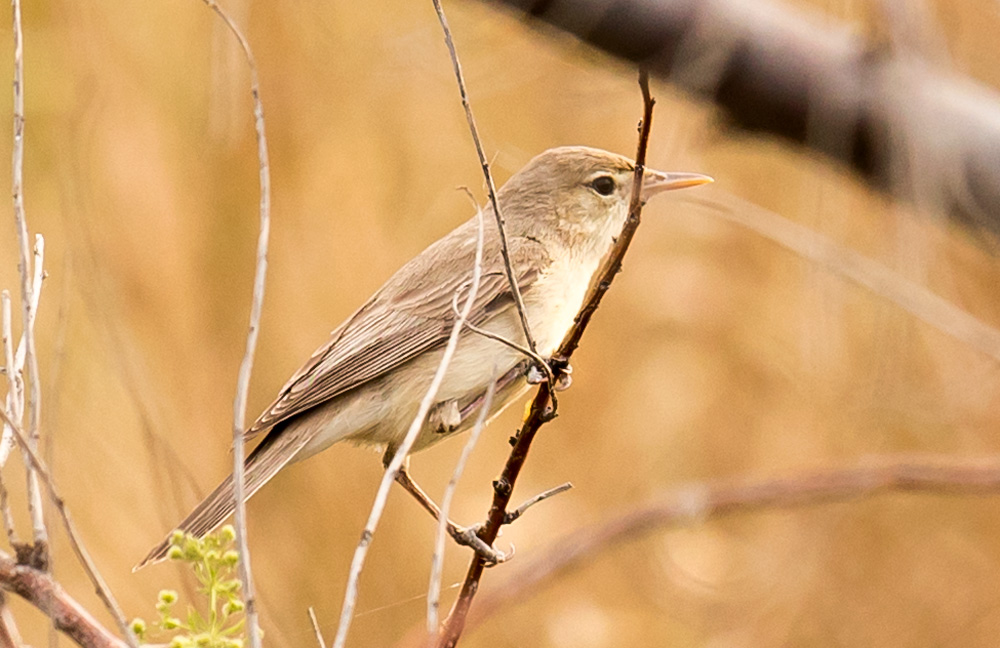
[503,482,572,525]
[0,548,126,648]
[0,592,21,648]
[431,0,538,356]
[10,0,46,553]
[435,71,658,648]
[308,607,326,648]
[0,291,17,467]
[0,473,18,549]
[198,3,270,648]
[331,206,488,648]
[427,367,498,636]
[464,455,1000,627]
[0,409,138,648]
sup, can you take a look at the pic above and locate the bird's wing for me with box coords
[246,225,547,437]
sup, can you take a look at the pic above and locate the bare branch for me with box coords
[435,71,658,648]
[0,409,138,648]
[0,291,17,467]
[431,0,538,355]
[0,592,22,648]
[503,482,573,526]
[308,607,326,648]
[427,367,498,635]
[10,0,46,554]
[331,206,488,648]
[466,456,1000,627]
[0,548,126,648]
[198,2,271,647]
[488,0,1000,238]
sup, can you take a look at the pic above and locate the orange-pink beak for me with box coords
[641,169,713,201]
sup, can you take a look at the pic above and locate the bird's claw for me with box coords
[449,523,513,567]
[525,362,573,391]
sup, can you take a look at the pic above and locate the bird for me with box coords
[135,145,711,570]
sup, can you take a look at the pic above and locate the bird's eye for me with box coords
[590,176,616,196]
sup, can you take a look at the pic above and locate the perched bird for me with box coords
[136,146,711,569]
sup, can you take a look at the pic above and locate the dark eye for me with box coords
[590,176,616,196]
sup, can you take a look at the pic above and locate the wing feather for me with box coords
[246,220,546,437]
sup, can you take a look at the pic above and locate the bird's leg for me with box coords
[383,452,511,566]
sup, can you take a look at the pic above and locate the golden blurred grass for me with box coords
[2,0,1000,646]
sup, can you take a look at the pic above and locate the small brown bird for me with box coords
[136,146,711,569]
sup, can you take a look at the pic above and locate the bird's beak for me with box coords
[641,169,714,201]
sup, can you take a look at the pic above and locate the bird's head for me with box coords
[498,146,712,252]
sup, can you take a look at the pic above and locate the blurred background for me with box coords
[2,0,1000,646]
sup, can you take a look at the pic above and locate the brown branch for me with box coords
[0,550,126,648]
[198,2,270,647]
[463,456,1000,627]
[487,0,1000,238]
[434,71,657,648]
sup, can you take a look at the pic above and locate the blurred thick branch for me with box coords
[489,0,1000,237]
[405,455,1000,640]
[0,549,126,648]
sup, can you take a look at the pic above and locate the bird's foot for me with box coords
[448,523,513,567]
[525,362,572,391]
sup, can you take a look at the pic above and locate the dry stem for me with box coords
[331,206,488,648]
[198,2,271,647]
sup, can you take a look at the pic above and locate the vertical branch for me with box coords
[198,3,270,648]
[0,291,17,468]
[331,206,488,648]
[430,0,537,355]
[427,368,497,635]
[10,0,47,553]
[435,71,656,648]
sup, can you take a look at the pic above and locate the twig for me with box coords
[503,482,572,525]
[10,0,46,553]
[450,296,555,387]
[0,408,138,648]
[331,206,488,648]
[464,455,1000,627]
[427,367,498,636]
[0,473,18,549]
[431,0,538,357]
[435,71,657,648]
[0,592,21,648]
[198,3,270,648]
[0,291,17,467]
[308,607,326,648]
[0,548,127,648]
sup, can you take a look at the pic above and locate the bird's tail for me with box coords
[134,423,309,571]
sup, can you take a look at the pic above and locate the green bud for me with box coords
[168,637,190,648]
[158,589,179,604]
[223,550,240,567]
[162,617,181,630]
[167,545,184,560]
[219,525,236,543]
[130,618,146,636]
[224,600,245,614]
[170,530,185,546]
[193,633,212,647]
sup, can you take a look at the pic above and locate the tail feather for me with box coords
[134,424,308,571]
